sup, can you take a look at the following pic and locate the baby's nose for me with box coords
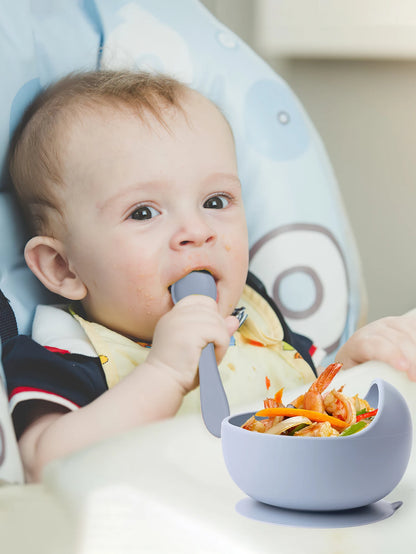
[170,216,217,250]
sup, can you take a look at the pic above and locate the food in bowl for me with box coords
[242,362,378,437]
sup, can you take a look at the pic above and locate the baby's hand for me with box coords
[146,295,239,394]
[336,309,416,381]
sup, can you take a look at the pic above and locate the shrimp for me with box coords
[290,394,305,409]
[264,398,281,409]
[323,390,356,426]
[260,389,285,425]
[263,387,284,410]
[294,421,339,437]
[242,389,285,432]
[293,362,343,412]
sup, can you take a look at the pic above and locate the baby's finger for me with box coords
[367,320,416,373]
[354,332,407,370]
[406,364,416,382]
[225,315,240,337]
[384,328,416,375]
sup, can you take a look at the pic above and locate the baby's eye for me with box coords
[203,195,230,210]
[129,205,160,220]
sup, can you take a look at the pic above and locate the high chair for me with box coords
[0,0,365,487]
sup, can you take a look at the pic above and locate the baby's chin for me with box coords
[90,310,159,344]
[117,324,156,344]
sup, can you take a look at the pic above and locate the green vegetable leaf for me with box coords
[340,420,368,436]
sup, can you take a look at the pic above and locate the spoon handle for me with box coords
[199,343,230,437]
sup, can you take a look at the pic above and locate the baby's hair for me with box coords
[8,70,188,236]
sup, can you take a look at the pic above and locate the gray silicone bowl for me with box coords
[221,379,412,511]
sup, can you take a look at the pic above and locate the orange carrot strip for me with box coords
[265,376,271,390]
[255,407,349,430]
[247,339,264,347]
[274,388,284,404]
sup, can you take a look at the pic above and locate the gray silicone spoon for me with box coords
[171,270,230,437]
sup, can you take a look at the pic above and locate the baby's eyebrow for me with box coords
[203,173,241,188]
[97,180,164,213]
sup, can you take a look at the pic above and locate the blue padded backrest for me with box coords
[0,0,365,361]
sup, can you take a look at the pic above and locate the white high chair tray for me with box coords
[1,361,415,553]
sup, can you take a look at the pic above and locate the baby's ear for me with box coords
[24,236,87,300]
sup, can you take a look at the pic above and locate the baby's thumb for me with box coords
[225,315,240,337]
[213,315,239,365]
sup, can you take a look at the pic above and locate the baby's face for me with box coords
[58,90,249,340]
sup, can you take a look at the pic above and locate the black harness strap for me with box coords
[0,289,18,343]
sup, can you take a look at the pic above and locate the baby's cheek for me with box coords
[232,242,249,273]
[133,273,171,312]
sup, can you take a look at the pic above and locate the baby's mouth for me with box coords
[168,269,216,294]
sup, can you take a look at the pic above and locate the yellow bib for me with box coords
[70,284,315,412]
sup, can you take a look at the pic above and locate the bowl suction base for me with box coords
[236,498,402,528]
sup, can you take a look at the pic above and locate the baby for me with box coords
[3,70,416,482]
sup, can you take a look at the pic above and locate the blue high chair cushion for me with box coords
[0,0,365,361]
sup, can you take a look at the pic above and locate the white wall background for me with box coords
[202,0,416,323]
